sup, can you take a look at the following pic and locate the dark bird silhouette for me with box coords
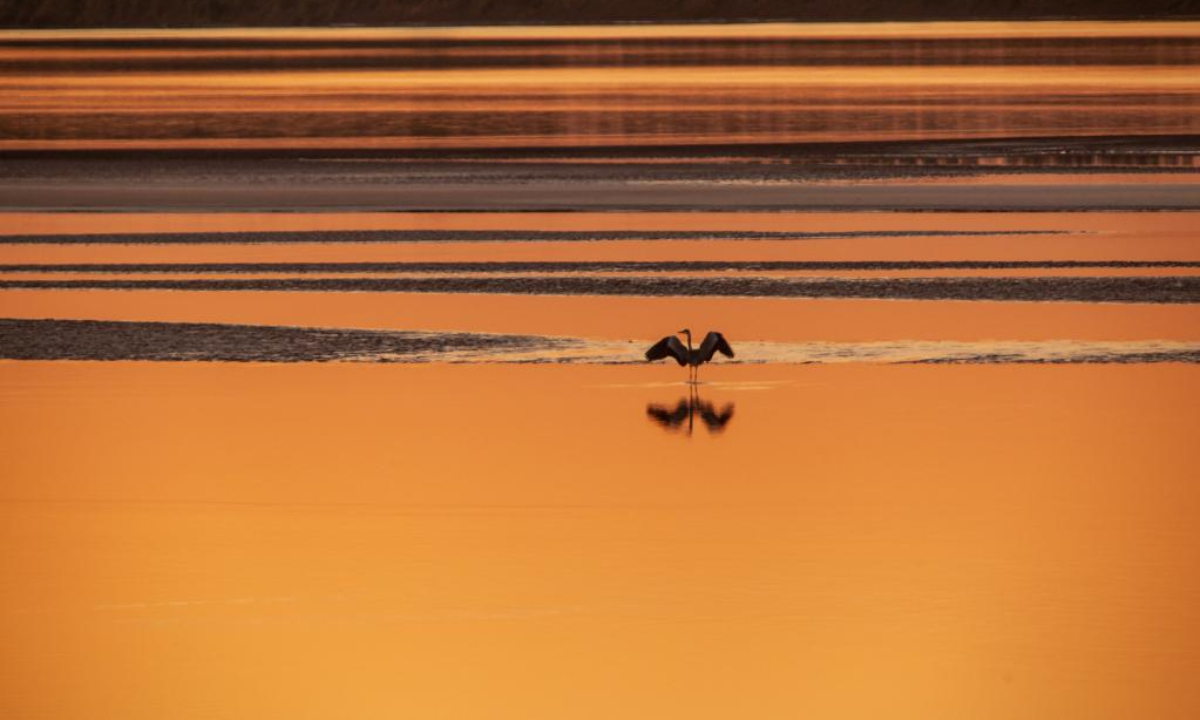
[646,386,735,436]
[645,328,734,383]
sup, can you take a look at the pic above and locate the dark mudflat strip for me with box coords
[3,276,1198,303]
[7,36,1197,73]
[5,180,1199,212]
[0,230,1063,245]
[5,135,1196,164]
[907,351,1200,364]
[4,137,1197,212]
[5,318,1199,365]
[0,318,568,362]
[1,259,1192,275]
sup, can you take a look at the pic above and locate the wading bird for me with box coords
[645,329,734,383]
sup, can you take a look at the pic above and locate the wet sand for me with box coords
[5,176,1199,211]
[4,318,1199,364]
[5,135,1200,213]
[0,318,568,362]
[6,274,1198,303]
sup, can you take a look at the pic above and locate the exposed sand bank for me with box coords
[4,318,1199,364]
[4,275,1197,303]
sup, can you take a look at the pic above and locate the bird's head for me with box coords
[677,328,691,337]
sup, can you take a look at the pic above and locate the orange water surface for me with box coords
[1,361,1198,719]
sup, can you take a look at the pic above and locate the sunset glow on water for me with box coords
[2,20,1199,720]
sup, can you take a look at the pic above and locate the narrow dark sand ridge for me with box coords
[3,319,1199,364]
[0,230,1067,245]
[4,276,1198,303]
[3,136,1196,171]
[4,260,1189,274]
[0,318,569,362]
[5,180,1198,211]
[907,351,1200,364]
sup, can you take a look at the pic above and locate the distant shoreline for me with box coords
[4,6,1199,30]
[4,17,1200,32]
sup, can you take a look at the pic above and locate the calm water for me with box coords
[2,362,1199,719]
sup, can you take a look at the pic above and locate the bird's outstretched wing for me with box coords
[645,335,688,366]
[698,331,735,362]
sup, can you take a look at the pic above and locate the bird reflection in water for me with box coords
[646,385,735,437]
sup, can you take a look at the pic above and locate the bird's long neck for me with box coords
[684,331,692,351]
